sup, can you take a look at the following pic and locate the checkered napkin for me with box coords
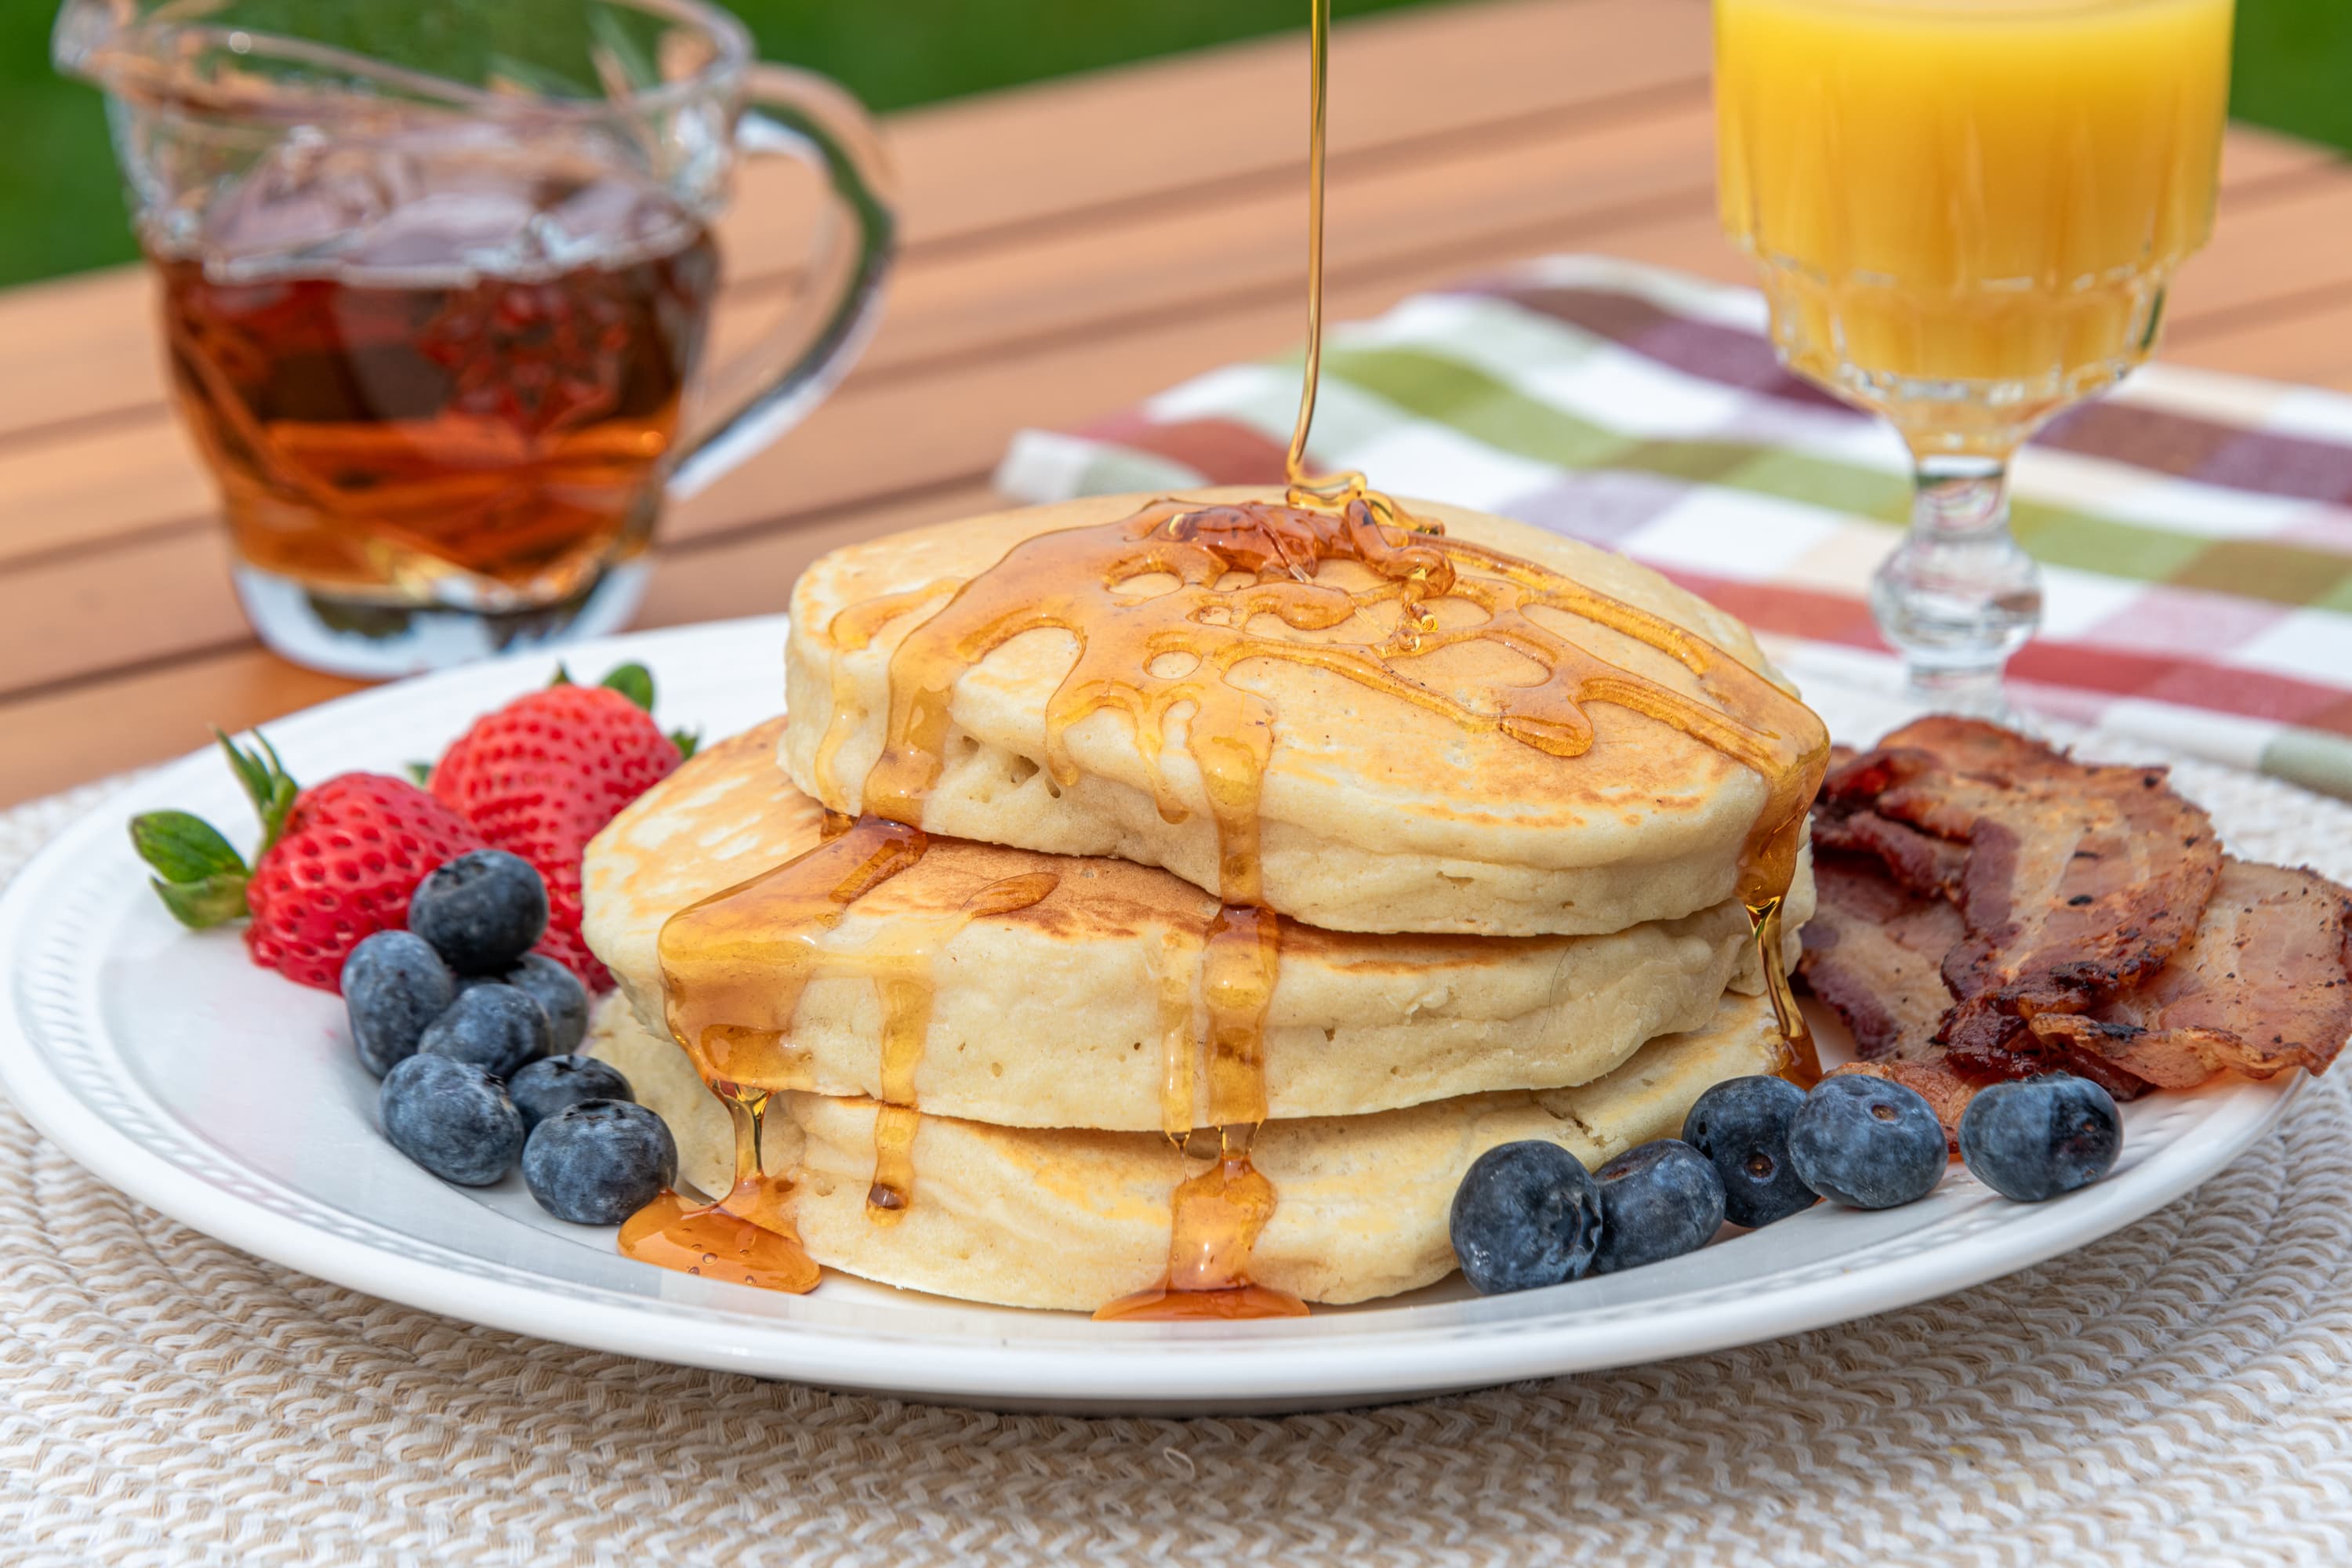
[996,255,2352,802]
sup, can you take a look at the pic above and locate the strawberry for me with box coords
[428,665,691,993]
[132,732,488,993]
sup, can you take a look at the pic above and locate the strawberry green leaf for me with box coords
[549,664,575,688]
[150,872,251,929]
[669,728,701,760]
[600,662,656,712]
[212,727,299,853]
[215,729,269,811]
[129,811,247,884]
[406,761,433,787]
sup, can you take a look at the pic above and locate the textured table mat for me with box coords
[998,255,2352,802]
[8,750,2352,1568]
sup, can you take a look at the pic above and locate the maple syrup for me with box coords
[864,871,1060,1219]
[622,0,1829,1313]
[154,147,718,604]
[1095,1146,1310,1321]
[619,1090,818,1292]
[1748,895,1824,1087]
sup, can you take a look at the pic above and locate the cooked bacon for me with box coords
[1797,854,1962,1060]
[1832,718,2221,1072]
[2027,858,2352,1087]
[1813,742,1965,898]
[1801,849,2154,1136]
[1799,720,2349,1132]
[1813,808,1968,898]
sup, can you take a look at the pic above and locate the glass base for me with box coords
[234,561,651,679]
[1900,664,2020,725]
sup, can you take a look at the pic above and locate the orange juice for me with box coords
[1715,0,2232,448]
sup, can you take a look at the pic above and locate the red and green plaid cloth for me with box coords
[996,256,2352,802]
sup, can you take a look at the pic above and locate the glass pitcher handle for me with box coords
[666,63,898,499]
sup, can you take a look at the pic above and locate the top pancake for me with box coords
[782,488,1814,935]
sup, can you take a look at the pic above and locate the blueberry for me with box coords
[1788,1075,1948,1209]
[509,1054,634,1132]
[417,984,551,1079]
[408,850,547,975]
[341,930,455,1077]
[460,954,590,1053]
[1588,1139,1726,1275]
[1958,1074,2122,1203]
[522,1100,678,1225]
[379,1054,524,1186]
[1682,1075,1819,1228]
[497,954,590,1053]
[1448,1140,1602,1295]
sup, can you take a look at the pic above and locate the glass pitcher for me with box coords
[56,0,895,676]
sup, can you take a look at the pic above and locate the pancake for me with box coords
[583,720,1814,1131]
[782,488,1822,936]
[589,990,1790,1310]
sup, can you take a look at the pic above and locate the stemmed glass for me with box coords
[1714,0,2234,710]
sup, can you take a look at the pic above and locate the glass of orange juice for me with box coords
[1715,0,2233,707]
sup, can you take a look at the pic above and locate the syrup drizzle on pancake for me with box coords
[622,0,1828,1306]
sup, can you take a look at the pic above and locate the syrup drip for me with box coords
[659,816,927,1093]
[1747,895,1823,1088]
[626,817,1048,1283]
[627,0,1827,1312]
[1094,1142,1309,1322]
[1093,902,1308,1321]
[865,871,1060,1221]
[624,825,921,1297]
[618,1089,819,1292]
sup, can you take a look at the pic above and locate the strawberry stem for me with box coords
[213,728,299,855]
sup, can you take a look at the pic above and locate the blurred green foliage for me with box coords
[2232,0,2352,155]
[0,0,2343,290]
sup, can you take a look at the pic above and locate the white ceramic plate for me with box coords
[0,617,2308,1414]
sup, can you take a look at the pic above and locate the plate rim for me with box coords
[0,615,2307,1409]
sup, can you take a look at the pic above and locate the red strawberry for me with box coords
[132,732,487,993]
[428,665,689,992]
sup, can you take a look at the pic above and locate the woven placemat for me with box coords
[8,758,2352,1568]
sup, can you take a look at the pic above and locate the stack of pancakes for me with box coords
[580,489,1819,1311]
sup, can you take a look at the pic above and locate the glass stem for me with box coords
[1867,449,2043,714]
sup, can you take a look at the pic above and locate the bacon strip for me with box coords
[1813,808,1966,899]
[1797,855,1962,1060]
[1802,848,2154,1138]
[1789,720,2352,1134]
[1827,718,2222,1076]
[2027,858,2352,1087]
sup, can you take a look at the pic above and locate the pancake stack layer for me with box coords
[581,488,1830,1312]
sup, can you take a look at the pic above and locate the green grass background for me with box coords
[2,0,2343,290]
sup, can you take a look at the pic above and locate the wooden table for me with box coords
[4,0,2346,807]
